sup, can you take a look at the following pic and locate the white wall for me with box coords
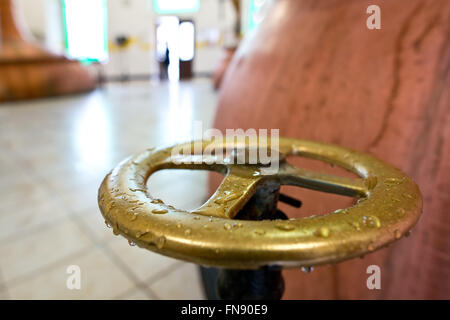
[105,0,237,77]
[18,0,238,78]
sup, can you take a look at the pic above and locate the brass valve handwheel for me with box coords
[98,138,422,269]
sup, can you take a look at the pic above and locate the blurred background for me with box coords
[0,0,271,299]
[1,0,448,300]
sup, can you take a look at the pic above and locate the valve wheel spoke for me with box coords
[193,167,263,219]
[276,162,368,197]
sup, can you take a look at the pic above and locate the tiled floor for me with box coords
[0,79,218,299]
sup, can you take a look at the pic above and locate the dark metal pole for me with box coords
[215,180,290,300]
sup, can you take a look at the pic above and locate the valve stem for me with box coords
[278,193,302,208]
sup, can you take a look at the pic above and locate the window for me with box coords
[248,0,269,32]
[62,0,108,63]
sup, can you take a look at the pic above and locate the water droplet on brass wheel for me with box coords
[275,223,295,231]
[156,236,166,249]
[253,229,265,235]
[316,227,330,238]
[301,266,314,273]
[152,209,168,214]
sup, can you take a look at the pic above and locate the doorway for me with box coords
[156,16,195,81]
